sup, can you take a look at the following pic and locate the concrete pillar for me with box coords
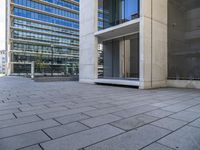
[119,40,125,78]
[139,0,168,89]
[31,61,35,78]
[79,0,98,83]
[125,40,131,77]
[6,0,12,75]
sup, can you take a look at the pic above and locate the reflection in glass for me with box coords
[100,0,139,29]
[125,0,139,21]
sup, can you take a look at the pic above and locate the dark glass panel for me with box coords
[98,34,139,79]
[168,0,200,80]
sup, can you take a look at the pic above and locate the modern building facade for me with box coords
[6,0,79,76]
[0,50,6,74]
[80,0,200,89]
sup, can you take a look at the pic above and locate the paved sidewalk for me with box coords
[0,76,200,150]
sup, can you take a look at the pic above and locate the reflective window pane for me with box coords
[99,0,139,29]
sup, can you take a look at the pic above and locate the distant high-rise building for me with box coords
[0,50,6,74]
[6,0,79,76]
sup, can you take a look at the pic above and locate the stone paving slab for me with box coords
[83,106,124,117]
[0,104,30,111]
[46,101,77,108]
[187,104,200,113]
[15,106,68,118]
[84,125,170,150]
[0,108,20,115]
[151,117,188,131]
[43,122,89,139]
[1,77,200,150]
[39,106,96,119]
[65,101,99,109]
[19,105,48,112]
[41,125,124,150]
[55,113,91,124]
[189,118,200,128]
[0,131,50,150]
[30,101,55,107]
[0,119,59,139]
[142,142,173,150]
[161,100,200,112]
[0,115,41,129]
[169,111,200,122]
[111,114,158,131]
[145,109,173,118]
[91,103,116,109]
[0,113,15,121]
[80,114,121,128]
[19,145,42,150]
[113,105,159,118]
[158,126,200,150]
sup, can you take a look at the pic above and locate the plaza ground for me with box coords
[0,76,200,150]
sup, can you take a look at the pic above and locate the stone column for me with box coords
[79,0,98,83]
[139,0,168,89]
[119,40,125,78]
[31,61,35,79]
[6,0,12,75]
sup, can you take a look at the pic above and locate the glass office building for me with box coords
[6,0,79,76]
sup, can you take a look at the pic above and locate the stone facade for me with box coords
[80,0,200,89]
[80,0,168,89]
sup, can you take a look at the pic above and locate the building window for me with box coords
[99,0,139,29]
[98,34,139,79]
[13,8,79,29]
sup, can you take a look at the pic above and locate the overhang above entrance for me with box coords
[95,18,140,41]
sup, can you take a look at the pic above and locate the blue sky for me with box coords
[0,0,5,50]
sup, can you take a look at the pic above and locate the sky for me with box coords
[0,0,5,50]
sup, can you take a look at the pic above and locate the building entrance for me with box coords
[98,33,139,80]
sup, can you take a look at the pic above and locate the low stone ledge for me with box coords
[33,76,78,82]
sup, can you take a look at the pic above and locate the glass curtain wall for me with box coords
[168,0,200,80]
[98,34,139,79]
[11,0,79,76]
[101,0,139,29]
[98,0,104,30]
